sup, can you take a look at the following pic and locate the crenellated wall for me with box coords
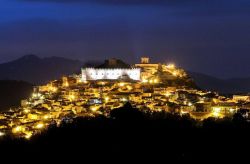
[82,68,141,81]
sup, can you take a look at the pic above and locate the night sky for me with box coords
[1,0,250,78]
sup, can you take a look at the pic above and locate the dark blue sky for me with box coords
[1,0,250,78]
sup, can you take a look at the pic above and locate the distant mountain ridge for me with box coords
[0,55,84,84]
[189,72,250,94]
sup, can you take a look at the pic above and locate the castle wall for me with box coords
[82,68,141,81]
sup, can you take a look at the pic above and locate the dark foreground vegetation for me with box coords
[1,103,250,162]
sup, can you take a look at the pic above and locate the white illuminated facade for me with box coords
[82,68,141,81]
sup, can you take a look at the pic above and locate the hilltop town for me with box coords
[0,57,250,139]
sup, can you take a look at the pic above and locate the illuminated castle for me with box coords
[81,58,141,81]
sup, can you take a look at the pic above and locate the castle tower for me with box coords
[62,76,69,87]
[141,57,150,64]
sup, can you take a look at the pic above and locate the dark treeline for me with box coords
[1,103,250,162]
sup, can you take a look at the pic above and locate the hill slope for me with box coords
[189,72,250,94]
[0,80,33,112]
[0,55,84,84]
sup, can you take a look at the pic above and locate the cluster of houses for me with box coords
[0,57,250,139]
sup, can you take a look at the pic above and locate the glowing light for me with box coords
[167,64,175,69]
[119,83,125,87]
[165,92,172,97]
[32,93,37,98]
[173,71,178,76]
[212,112,220,117]
[76,78,82,84]
[104,97,110,102]
[91,106,98,112]
[28,114,38,120]
[213,107,221,113]
[43,115,50,120]
[25,132,32,139]
[229,108,235,113]
[24,109,30,113]
[127,85,133,90]
[181,110,188,115]
[154,79,158,83]
[121,98,128,102]
[12,126,23,133]
[35,123,44,129]
[212,107,221,117]
[99,82,106,85]
[188,102,193,106]
[51,87,57,92]
[69,95,76,101]
[32,93,43,99]
[0,131,5,137]
[149,80,153,84]
[142,79,148,83]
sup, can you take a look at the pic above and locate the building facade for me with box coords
[82,58,141,81]
[82,68,141,81]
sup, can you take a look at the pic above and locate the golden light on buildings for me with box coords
[104,97,110,102]
[173,71,178,77]
[51,87,57,92]
[91,106,98,112]
[35,123,45,129]
[0,131,5,137]
[188,102,193,106]
[28,114,38,120]
[165,92,172,97]
[3,57,248,139]
[181,110,188,115]
[12,126,24,134]
[127,85,133,90]
[43,115,50,120]
[121,98,128,102]
[65,82,69,87]
[69,95,75,101]
[212,107,221,117]
[76,78,82,84]
[24,132,33,140]
[229,108,235,113]
[167,63,175,69]
[212,112,220,117]
[213,107,221,113]
[24,109,30,113]
[119,82,125,87]
[99,81,106,85]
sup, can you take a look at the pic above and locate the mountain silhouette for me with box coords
[189,71,250,94]
[0,55,84,84]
